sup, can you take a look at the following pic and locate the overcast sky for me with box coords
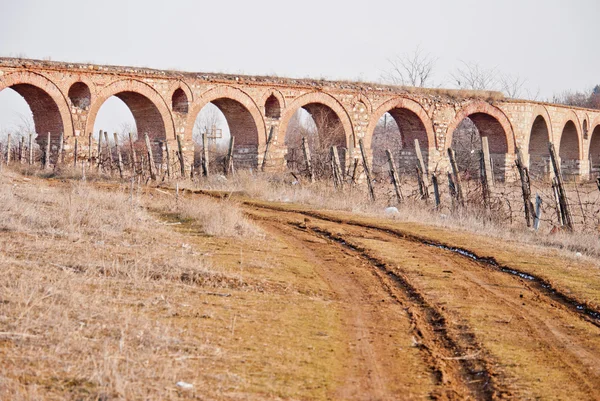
[0,0,598,135]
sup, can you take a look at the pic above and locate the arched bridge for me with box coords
[1,58,599,179]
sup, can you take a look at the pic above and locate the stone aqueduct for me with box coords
[1,58,599,180]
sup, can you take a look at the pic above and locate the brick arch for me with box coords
[589,123,600,173]
[279,91,354,148]
[0,71,73,141]
[559,120,582,161]
[258,88,286,113]
[446,101,515,154]
[524,105,553,153]
[85,79,175,141]
[185,86,265,147]
[168,80,193,111]
[351,93,373,114]
[556,110,583,160]
[365,96,436,150]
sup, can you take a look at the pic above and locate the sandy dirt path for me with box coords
[245,203,600,400]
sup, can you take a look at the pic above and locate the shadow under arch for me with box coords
[0,71,73,146]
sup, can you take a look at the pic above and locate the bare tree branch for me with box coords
[381,46,436,87]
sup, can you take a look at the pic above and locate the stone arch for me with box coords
[446,101,515,154]
[366,96,436,150]
[351,93,373,114]
[558,120,582,176]
[279,91,354,149]
[186,85,265,146]
[85,79,175,141]
[265,94,281,119]
[366,97,435,173]
[556,110,583,161]
[0,71,73,142]
[259,89,285,117]
[582,117,589,140]
[68,82,91,110]
[172,88,189,114]
[589,123,600,174]
[527,114,551,177]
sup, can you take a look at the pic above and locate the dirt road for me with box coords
[242,201,600,400]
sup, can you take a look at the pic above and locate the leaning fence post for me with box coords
[548,142,573,230]
[302,137,314,183]
[533,194,542,231]
[144,133,156,181]
[481,137,494,188]
[515,148,533,227]
[359,138,376,202]
[414,139,429,185]
[261,126,274,172]
[103,131,113,175]
[447,148,464,206]
[386,149,402,203]
[225,136,235,176]
[113,133,124,179]
[176,134,185,177]
[331,145,344,189]
[432,174,441,209]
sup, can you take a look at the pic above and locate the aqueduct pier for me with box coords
[1,57,599,180]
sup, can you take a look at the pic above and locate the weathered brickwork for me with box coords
[1,58,599,179]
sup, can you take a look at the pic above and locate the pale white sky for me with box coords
[0,0,598,136]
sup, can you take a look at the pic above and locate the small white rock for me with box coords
[176,381,193,390]
[575,252,582,257]
[384,207,399,216]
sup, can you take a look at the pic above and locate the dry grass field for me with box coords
[1,167,600,400]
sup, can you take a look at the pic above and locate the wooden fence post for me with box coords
[113,133,124,179]
[44,132,51,169]
[129,133,137,174]
[386,149,402,203]
[481,137,494,188]
[201,131,209,177]
[432,174,441,209]
[447,148,464,206]
[479,149,491,209]
[103,131,112,175]
[359,138,376,202]
[414,139,429,186]
[164,140,171,179]
[87,132,92,166]
[176,134,185,177]
[97,130,103,172]
[447,172,457,207]
[28,133,33,165]
[58,132,64,165]
[533,194,542,231]
[144,133,156,181]
[73,137,78,169]
[302,137,314,183]
[548,142,573,230]
[225,136,235,176]
[551,178,563,226]
[515,148,534,227]
[261,126,274,172]
[5,134,11,165]
[19,136,24,164]
[331,145,344,189]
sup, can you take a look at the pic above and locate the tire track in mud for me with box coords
[247,209,506,400]
[240,201,600,329]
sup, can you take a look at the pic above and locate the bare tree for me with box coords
[499,74,527,99]
[451,61,499,91]
[381,46,436,87]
